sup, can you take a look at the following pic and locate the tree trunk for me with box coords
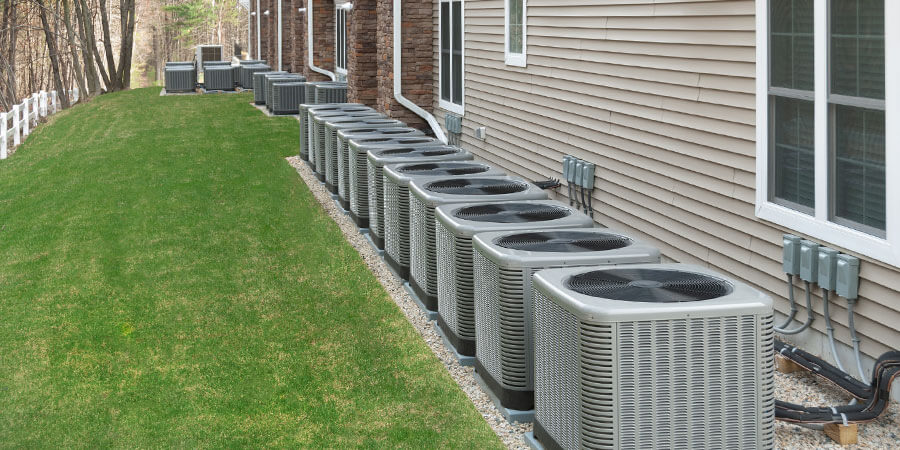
[74,0,101,94]
[115,0,135,89]
[37,0,69,108]
[97,0,119,90]
[62,0,87,99]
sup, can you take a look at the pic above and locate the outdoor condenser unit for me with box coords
[265,75,306,111]
[407,177,548,315]
[239,64,270,89]
[195,45,223,73]
[271,83,306,115]
[382,162,505,280]
[336,127,425,209]
[348,137,446,230]
[299,104,371,167]
[202,61,232,72]
[204,65,235,91]
[303,82,345,107]
[472,228,660,412]
[164,65,196,92]
[314,83,348,104]
[435,200,594,357]
[532,264,775,450]
[253,71,287,103]
[311,110,384,181]
[322,118,408,197]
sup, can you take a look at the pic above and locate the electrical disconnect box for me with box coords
[817,247,839,291]
[799,240,819,282]
[783,234,802,275]
[836,254,860,300]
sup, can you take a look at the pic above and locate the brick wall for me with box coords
[310,0,336,80]
[347,0,377,105]
[375,0,433,128]
[281,0,293,71]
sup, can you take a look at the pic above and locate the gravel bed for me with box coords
[286,155,899,449]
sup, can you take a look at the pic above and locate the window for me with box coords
[505,0,526,66]
[335,8,347,76]
[440,0,464,114]
[756,0,899,266]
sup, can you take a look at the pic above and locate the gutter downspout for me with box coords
[277,0,283,70]
[307,0,336,80]
[256,0,261,60]
[247,8,252,58]
[393,0,447,143]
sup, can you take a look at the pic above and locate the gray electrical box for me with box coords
[799,240,819,283]
[817,247,839,291]
[782,235,802,275]
[836,254,860,300]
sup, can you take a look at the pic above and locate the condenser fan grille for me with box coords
[378,147,457,157]
[426,179,528,195]
[454,203,570,223]
[399,163,489,176]
[496,231,632,252]
[566,268,732,302]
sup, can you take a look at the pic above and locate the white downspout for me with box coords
[307,0,336,80]
[393,0,447,143]
[247,9,252,58]
[256,0,261,60]
[277,0,283,70]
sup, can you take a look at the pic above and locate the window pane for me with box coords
[770,0,814,90]
[508,0,523,54]
[452,1,462,105]
[830,0,884,99]
[441,3,450,101]
[772,96,816,209]
[834,105,886,231]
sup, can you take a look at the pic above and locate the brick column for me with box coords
[375,0,433,128]
[311,0,336,79]
[250,1,257,59]
[259,0,270,65]
[282,0,294,71]
[347,0,377,105]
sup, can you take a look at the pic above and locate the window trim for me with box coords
[334,7,348,76]
[504,0,527,67]
[439,0,465,115]
[755,0,900,266]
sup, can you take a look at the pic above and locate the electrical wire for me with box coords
[847,299,870,385]
[821,289,847,373]
[776,274,800,329]
[775,281,815,334]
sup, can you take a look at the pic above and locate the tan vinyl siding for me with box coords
[432,0,900,358]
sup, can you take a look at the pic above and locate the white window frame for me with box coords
[755,0,900,267]
[334,7,348,77]
[439,0,465,115]
[504,0,527,67]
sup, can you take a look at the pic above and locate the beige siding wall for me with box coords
[431,0,900,359]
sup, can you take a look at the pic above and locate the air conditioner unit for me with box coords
[265,75,306,111]
[315,83,348,103]
[310,110,383,181]
[164,65,196,92]
[531,264,775,450]
[319,118,406,194]
[407,177,548,316]
[336,127,425,210]
[239,64,270,89]
[472,228,660,412]
[202,60,232,72]
[299,103,370,167]
[271,82,306,115]
[252,71,287,104]
[434,201,593,358]
[303,82,345,107]
[195,45,223,72]
[347,137,447,230]
[204,65,235,91]
[382,162,506,280]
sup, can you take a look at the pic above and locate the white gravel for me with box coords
[286,155,899,449]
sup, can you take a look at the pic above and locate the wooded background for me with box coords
[0,0,249,109]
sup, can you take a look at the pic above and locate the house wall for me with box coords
[348,0,378,104]
[429,0,900,364]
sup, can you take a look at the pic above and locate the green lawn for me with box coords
[0,88,502,448]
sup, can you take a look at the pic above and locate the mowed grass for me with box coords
[0,88,503,448]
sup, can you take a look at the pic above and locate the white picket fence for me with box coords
[1,88,79,160]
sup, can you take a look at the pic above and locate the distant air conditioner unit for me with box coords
[472,228,660,412]
[322,118,408,199]
[265,75,305,111]
[532,264,775,450]
[336,128,426,211]
[407,177,548,315]
[239,63,270,89]
[314,83,348,103]
[311,110,383,181]
[382,162,506,280]
[204,65,235,91]
[434,201,594,357]
[303,81,345,107]
[299,103,370,169]
[195,45,224,73]
[252,71,287,103]
[271,82,306,115]
[164,64,196,92]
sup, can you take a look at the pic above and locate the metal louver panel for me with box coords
[315,85,347,103]
[534,288,582,450]
[349,143,369,219]
[271,83,305,115]
[266,76,304,110]
[436,220,458,331]
[367,163,385,239]
[253,71,286,103]
[410,194,437,304]
[759,314,776,450]
[384,176,408,271]
[579,321,617,450]
[205,67,234,91]
[165,68,195,92]
[325,126,340,186]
